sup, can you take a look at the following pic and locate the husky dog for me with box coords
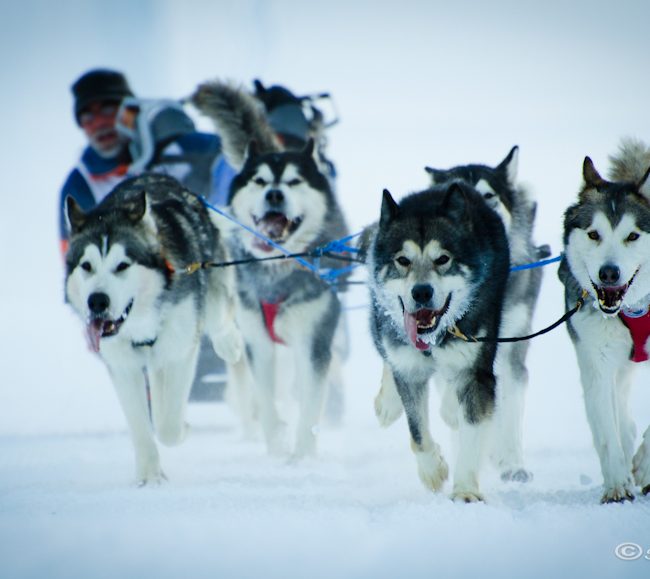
[65,174,241,484]
[375,147,545,481]
[192,81,349,457]
[367,183,510,501]
[559,138,650,503]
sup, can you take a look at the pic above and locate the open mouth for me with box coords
[402,294,451,351]
[252,212,303,252]
[591,269,638,315]
[85,300,133,352]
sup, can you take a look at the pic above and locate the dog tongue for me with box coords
[85,320,103,353]
[404,311,429,351]
[260,213,289,239]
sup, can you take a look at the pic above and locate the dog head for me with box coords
[564,156,650,315]
[227,139,332,257]
[425,146,520,234]
[370,183,494,350]
[65,191,167,352]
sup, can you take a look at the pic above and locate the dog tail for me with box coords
[608,137,650,183]
[191,80,282,169]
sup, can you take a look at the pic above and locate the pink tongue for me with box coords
[404,311,429,351]
[85,320,103,353]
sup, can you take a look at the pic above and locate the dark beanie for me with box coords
[72,69,134,124]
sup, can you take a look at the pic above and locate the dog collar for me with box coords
[260,300,285,344]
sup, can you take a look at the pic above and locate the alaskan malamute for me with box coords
[65,174,241,484]
[375,147,545,482]
[559,138,650,503]
[192,81,349,457]
[367,183,510,501]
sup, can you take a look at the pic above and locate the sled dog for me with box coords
[65,174,241,484]
[559,138,650,503]
[367,182,510,501]
[192,81,349,457]
[375,147,545,481]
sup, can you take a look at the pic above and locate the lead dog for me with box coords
[367,183,510,501]
[65,174,241,484]
[559,138,650,503]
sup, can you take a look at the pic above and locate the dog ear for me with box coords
[302,137,316,159]
[425,166,447,184]
[442,182,472,225]
[244,140,260,162]
[124,190,147,224]
[65,196,87,234]
[380,188,400,227]
[582,156,605,189]
[497,145,519,187]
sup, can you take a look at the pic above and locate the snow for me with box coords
[2,1,650,578]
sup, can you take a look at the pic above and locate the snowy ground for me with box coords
[2,1,650,578]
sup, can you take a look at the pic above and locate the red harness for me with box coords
[619,309,650,363]
[261,301,285,344]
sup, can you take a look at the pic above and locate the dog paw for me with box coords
[212,328,243,365]
[136,470,168,487]
[451,489,485,503]
[501,468,533,483]
[633,439,650,491]
[415,448,449,492]
[374,387,403,427]
[600,485,635,504]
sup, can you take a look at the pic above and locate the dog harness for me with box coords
[619,306,650,363]
[261,301,285,344]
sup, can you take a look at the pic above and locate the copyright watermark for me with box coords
[614,543,650,561]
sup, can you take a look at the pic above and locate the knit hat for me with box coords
[72,69,134,125]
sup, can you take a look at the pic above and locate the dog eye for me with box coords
[115,262,131,272]
[287,178,302,187]
[434,255,450,266]
[396,256,411,267]
[483,192,496,200]
[254,177,267,186]
[587,230,600,241]
[626,232,640,242]
[81,261,92,272]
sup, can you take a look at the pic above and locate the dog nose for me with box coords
[265,189,284,206]
[599,264,620,285]
[411,284,433,305]
[88,292,110,314]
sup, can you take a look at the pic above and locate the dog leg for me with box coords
[576,345,635,503]
[491,342,532,483]
[394,373,448,492]
[107,362,163,486]
[224,356,259,440]
[633,426,650,495]
[149,342,199,447]
[452,412,489,503]
[205,270,243,365]
[374,361,404,427]
[615,365,637,467]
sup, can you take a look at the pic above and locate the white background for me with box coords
[1,1,650,578]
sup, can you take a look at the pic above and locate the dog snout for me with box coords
[265,189,284,206]
[88,292,110,315]
[411,283,433,306]
[599,264,620,285]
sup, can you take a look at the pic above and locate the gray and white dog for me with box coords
[192,81,349,457]
[65,174,241,484]
[559,138,650,503]
[375,147,545,482]
[367,183,510,501]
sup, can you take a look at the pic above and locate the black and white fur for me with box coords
[192,81,349,457]
[559,138,650,503]
[367,183,510,501]
[65,174,241,484]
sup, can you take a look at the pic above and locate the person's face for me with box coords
[79,100,128,158]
